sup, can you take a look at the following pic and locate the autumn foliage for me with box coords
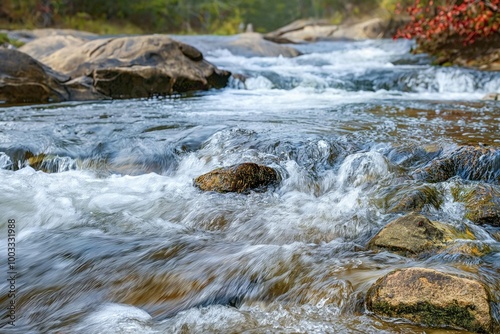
[395,0,500,48]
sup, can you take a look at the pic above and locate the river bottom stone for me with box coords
[367,267,492,333]
[194,163,280,193]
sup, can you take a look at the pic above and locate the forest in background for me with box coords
[0,0,409,34]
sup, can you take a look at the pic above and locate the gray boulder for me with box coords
[0,48,103,104]
[37,35,230,98]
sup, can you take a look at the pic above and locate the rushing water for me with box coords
[1,37,500,333]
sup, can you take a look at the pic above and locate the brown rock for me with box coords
[194,163,279,193]
[264,19,338,44]
[367,267,492,333]
[368,213,455,256]
[453,184,500,227]
[227,33,301,58]
[332,18,388,40]
[412,146,500,184]
[386,185,443,213]
[19,35,88,60]
[38,35,230,97]
[0,48,104,104]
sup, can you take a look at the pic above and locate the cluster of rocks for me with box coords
[0,30,231,104]
[189,145,498,333]
[365,212,494,333]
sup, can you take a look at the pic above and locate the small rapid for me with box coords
[0,38,499,333]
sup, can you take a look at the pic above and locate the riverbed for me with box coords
[0,37,499,333]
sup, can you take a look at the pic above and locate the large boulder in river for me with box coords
[6,28,97,44]
[412,146,500,184]
[453,184,500,226]
[19,35,89,60]
[194,163,279,193]
[0,48,103,103]
[37,35,230,98]
[368,213,455,256]
[367,268,492,333]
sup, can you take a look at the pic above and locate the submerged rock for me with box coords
[412,146,500,184]
[386,185,443,213]
[194,163,279,193]
[368,213,455,256]
[453,184,500,227]
[36,35,230,98]
[367,267,492,333]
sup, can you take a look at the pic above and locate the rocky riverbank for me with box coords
[0,31,231,104]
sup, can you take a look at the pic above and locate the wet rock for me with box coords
[368,213,456,256]
[367,267,492,333]
[226,33,301,57]
[453,184,500,227]
[194,163,279,193]
[19,35,88,60]
[386,185,443,213]
[0,48,69,103]
[412,146,500,184]
[0,48,103,104]
[37,35,230,98]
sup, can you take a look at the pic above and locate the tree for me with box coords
[395,0,500,49]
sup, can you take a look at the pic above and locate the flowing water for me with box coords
[1,37,500,333]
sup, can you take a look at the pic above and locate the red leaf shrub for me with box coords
[395,0,500,48]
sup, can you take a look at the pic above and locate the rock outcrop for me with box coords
[0,48,104,103]
[264,17,409,44]
[264,19,338,44]
[367,267,492,333]
[1,34,231,103]
[38,35,230,98]
[412,146,500,184]
[19,35,88,60]
[368,213,455,256]
[194,163,280,193]
[226,33,301,57]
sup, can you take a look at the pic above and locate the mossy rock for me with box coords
[385,185,443,213]
[368,213,456,257]
[367,267,492,333]
[194,163,280,193]
[412,146,500,184]
[453,184,500,227]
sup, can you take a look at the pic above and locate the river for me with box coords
[0,37,499,333]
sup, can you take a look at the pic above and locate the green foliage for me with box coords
[0,32,24,47]
[0,0,398,34]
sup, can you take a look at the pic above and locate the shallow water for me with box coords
[0,38,499,333]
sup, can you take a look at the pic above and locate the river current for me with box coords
[0,37,499,333]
